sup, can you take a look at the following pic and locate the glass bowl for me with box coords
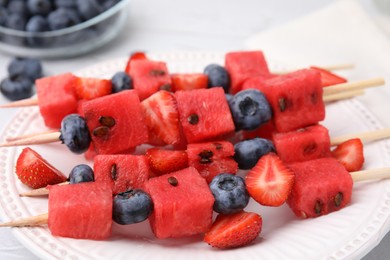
[0,0,130,58]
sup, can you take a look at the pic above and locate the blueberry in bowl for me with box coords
[0,0,130,58]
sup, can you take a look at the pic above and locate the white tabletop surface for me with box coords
[0,0,389,259]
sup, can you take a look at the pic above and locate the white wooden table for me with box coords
[0,0,388,258]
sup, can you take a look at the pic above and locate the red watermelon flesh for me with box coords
[287,158,353,218]
[83,90,148,155]
[252,69,325,133]
[171,73,208,91]
[272,124,331,163]
[225,51,271,94]
[145,167,214,238]
[48,182,112,240]
[94,154,150,194]
[36,73,78,129]
[187,141,238,183]
[128,59,172,100]
[175,87,235,143]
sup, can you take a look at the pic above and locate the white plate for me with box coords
[1,52,390,260]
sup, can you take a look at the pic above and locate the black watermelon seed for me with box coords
[198,150,213,164]
[150,70,166,76]
[278,98,287,112]
[188,114,199,125]
[99,116,116,127]
[160,84,172,91]
[314,200,323,215]
[93,126,110,137]
[334,192,343,207]
[168,176,178,186]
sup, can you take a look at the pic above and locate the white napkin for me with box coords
[245,0,390,128]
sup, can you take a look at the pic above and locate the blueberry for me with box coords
[229,89,272,131]
[26,16,49,46]
[59,114,91,154]
[75,0,102,21]
[26,16,49,32]
[0,7,7,26]
[234,138,275,170]
[204,64,231,93]
[47,8,82,30]
[8,57,43,81]
[5,13,26,30]
[54,0,77,9]
[111,72,132,93]
[7,0,28,16]
[0,76,34,101]
[209,173,249,214]
[69,164,94,184]
[27,0,52,16]
[0,0,8,7]
[113,189,153,225]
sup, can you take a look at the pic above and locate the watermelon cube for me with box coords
[36,73,78,129]
[83,90,149,155]
[94,154,150,194]
[187,141,238,183]
[247,69,325,132]
[145,167,214,238]
[48,182,112,240]
[128,59,172,100]
[272,124,331,163]
[287,158,353,218]
[225,51,271,94]
[175,87,235,143]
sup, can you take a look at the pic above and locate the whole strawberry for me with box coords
[15,147,67,189]
[204,211,262,249]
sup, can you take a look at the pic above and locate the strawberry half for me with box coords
[171,73,208,91]
[331,138,364,171]
[310,66,347,87]
[146,148,189,176]
[125,51,148,74]
[141,90,181,145]
[204,211,262,249]
[15,147,67,189]
[75,77,112,100]
[245,153,295,207]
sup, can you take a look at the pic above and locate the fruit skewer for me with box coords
[2,166,390,231]
[0,76,383,109]
[17,127,390,198]
[0,74,385,152]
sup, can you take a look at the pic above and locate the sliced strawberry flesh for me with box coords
[204,211,262,249]
[245,153,295,207]
[141,90,181,145]
[171,73,208,91]
[331,138,364,171]
[310,66,347,87]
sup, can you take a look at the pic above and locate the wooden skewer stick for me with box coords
[323,89,365,102]
[315,63,355,71]
[323,78,385,96]
[351,168,390,182]
[330,128,390,146]
[273,63,355,74]
[3,166,390,227]
[0,213,48,227]
[0,132,61,148]
[6,129,58,142]
[0,98,38,108]
[20,182,69,197]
